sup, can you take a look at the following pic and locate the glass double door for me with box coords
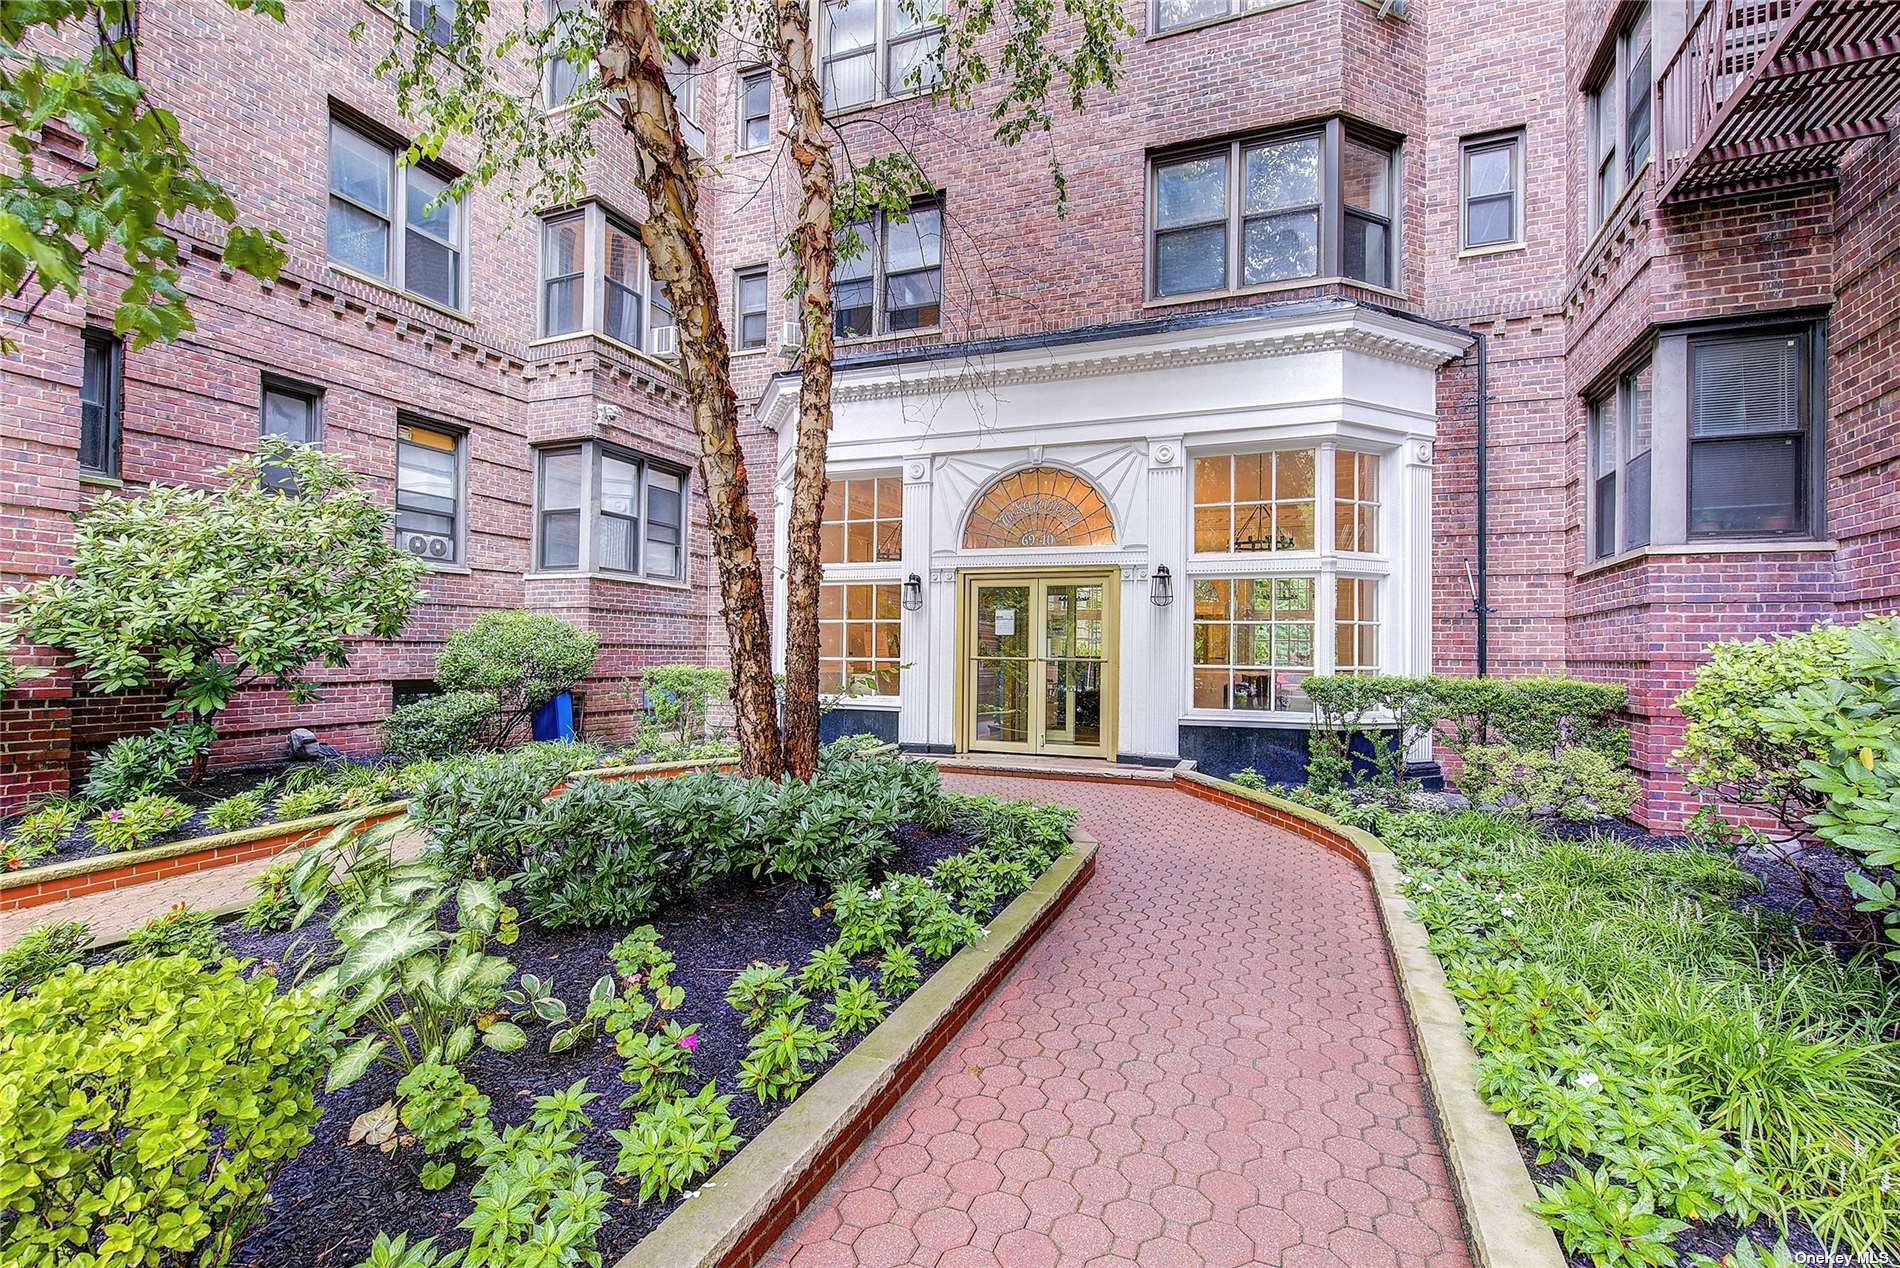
[967,573,1113,757]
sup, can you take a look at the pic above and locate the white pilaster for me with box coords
[1402,439,1435,761]
[1143,437,1187,759]
[899,457,934,748]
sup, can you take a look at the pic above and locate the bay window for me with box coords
[534,442,688,579]
[1187,444,1386,716]
[1689,329,1812,540]
[1151,120,1400,299]
[537,207,674,357]
[1587,359,1652,559]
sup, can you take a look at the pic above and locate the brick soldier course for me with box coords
[2,0,1897,825]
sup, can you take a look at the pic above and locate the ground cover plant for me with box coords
[1340,801,1900,1265]
[4,741,1078,1267]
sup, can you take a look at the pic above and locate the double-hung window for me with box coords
[1188,445,1385,716]
[260,376,322,489]
[822,0,942,111]
[1460,131,1523,250]
[406,0,457,46]
[1586,359,1652,559]
[79,332,123,477]
[739,69,772,151]
[1689,329,1814,539]
[1152,0,1280,36]
[1585,4,1652,228]
[394,418,464,565]
[537,208,672,355]
[1150,120,1399,299]
[835,196,942,338]
[735,267,769,350]
[666,56,706,153]
[535,442,688,579]
[327,117,465,309]
[544,0,589,107]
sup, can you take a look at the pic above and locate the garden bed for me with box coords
[192,814,1079,1268]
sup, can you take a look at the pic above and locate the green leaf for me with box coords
[328,1034,385,1091]
[480,1021,526,1053]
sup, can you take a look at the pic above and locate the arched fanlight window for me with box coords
[962,467,1115,549]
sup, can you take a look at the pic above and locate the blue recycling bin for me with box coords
[532,690,575,741]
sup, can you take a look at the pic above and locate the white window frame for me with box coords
[535,204,676,357]
[819,468,907,704]
[326,116,468,312]
[834,194,944,341]
[735,265,770,351]
[531,440,690,582]
[543,0,594,109]
[819,0,943,113]
[737,66,772,153]
[405,0,458,47]
[393,415,468,568]
[1181,441,1391,724]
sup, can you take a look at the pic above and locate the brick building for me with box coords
[2,0,1896,826]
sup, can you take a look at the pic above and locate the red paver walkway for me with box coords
[764,775,1472,1268]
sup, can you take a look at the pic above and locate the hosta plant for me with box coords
[614,1080,742,1203]
[0,954,327,1268]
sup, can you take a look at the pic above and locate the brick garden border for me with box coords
[0,752,765,913]
[616,827,1098,1268]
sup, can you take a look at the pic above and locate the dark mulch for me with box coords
[220,822,984,1268]
[3,761,357,872]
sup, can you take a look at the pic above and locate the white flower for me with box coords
[1575,1070,1600,1090]
[1499,907,1514,918]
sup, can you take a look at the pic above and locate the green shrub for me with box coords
[828,976,888,1036]
[240,860,299,932]
[515,776,709,928]
[397,1060,492,1191]
[638,663,733,747]
[0,954,327,1267]
[81,719,217,807]
[122,902,225,962]
[460,1080,608,1264]
[725,962,807,1030]
[0,438,422,720]
[0,919,91,994]
[409,742,602,879]
[3,796,86,869]
[1228,767,1268,791]
[1456,743,1639,821]
[381,689,500,761]
[90,791,192,851]
[205,782,273,833]
[613,1080,741,1204]
[737,1010,836,1104]
[436,611,599,746]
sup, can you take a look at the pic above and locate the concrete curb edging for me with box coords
[1170,771,1564,1268]
[616,826,1098,1268]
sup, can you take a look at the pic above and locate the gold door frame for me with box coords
[956,566,1119,760]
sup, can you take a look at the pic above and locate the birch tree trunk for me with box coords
[772,0,837,781]
[600,0,785,778]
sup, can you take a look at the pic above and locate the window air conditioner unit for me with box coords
[404,532,453,562]
[779,320,802,353]
[652,326,679,357]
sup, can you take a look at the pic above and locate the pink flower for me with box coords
[108,810,123,821]
[679,1032,699,1052]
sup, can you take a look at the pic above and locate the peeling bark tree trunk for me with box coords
[773,0,837,781]
[600,0,784,778]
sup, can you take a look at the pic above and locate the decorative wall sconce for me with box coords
[902,573,924,611]
[1150,564,1174,608]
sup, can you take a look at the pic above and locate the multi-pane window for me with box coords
[1192,578,1316,712]
[544,0,588,107]
[822,0,942,111]
[821,475,903,564]
[1192,449,1317,553]
[1151,122,1399,299]
[819,583,902,695]
[1586,4,1652,228]
[394,419,463,565]
[406,0,457,46]
[835,197,942,338]
[535,442,688,578]
[538,209,672,355]
[1587,359,1652,559]
[1334,451,1380,553]
[79,332,122,477]
[326,118,464,308]
[1334,578,1379,674]
[1689,330,1812,539]
[665,56,706,153]
[739,69,771,151]
[735,267,769,350]
[1460,131,1522,249]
